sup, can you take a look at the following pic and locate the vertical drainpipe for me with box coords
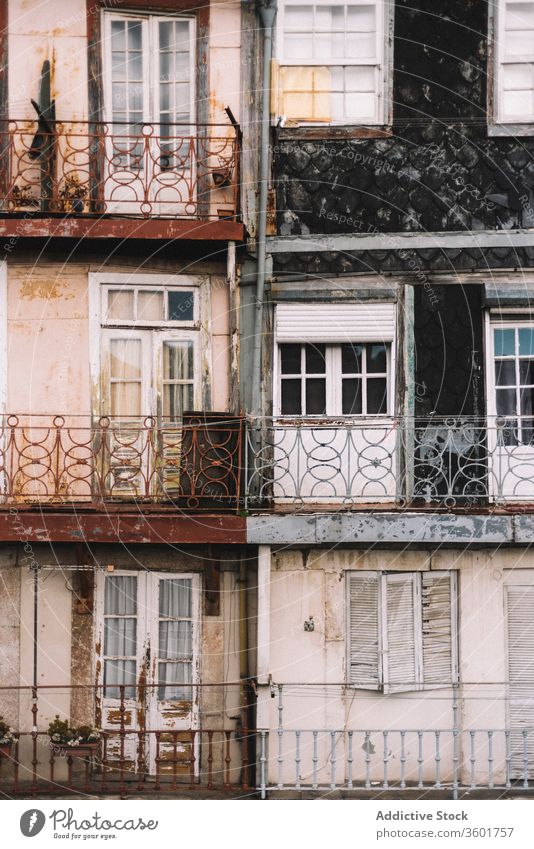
[31,565,39,734]
[251,0,277,418]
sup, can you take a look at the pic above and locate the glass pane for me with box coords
[494,328,515,356]
[520,359,534,385]
[521,418,534,445]
[305,378,326,414]
[127,52,142,80]
[158,621,192,660]
[108,290,134,320]
[112,52,126,81]
[105,575,137,615]
[163,383,193,419]
[110,338,141,379]
[164,341,193,380]
[128,20,142,50]
[168,290,195,321]
[111,382,141,417]
[104,659,136,700]
[160,578,192,617]
[367,343,387,373]
[519,328,534,356]
[367,378,388,414]
[111,21,126,51]
[281,378,301,414]
[342,378,362,414]
[496,360,517,386]
[129,83,143,111]
[496,387,517,416]
[521,386,534,417]
[138,290,164,321]
[285,4,313,29]
[347,4,376,30]
[305,343,326,373]
[158,661,192,701]
[280,344,301,374]
[104,618,137,657]
[159,21,172,50]
[341,343,362,373]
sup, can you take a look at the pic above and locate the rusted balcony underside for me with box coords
[0,215,244,241]
[0,511,246,543]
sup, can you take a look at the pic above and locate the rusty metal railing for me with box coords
[0,120,240,220]
[0,682,256,797]
[0,414,244,509]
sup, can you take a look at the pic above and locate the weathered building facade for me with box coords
[2,0,534,800]
[0,0,255,796]
[246,0,534,796]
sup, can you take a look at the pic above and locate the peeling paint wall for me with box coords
[8,0,88,120]
[266,546,529,784]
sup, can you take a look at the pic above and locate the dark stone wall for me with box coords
[414,285,484,417]
[274,0,534,240]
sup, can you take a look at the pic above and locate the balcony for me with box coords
[0,413,244,510]
[0,120,242,240]
[0,683,254,797]
[245,416,534,508]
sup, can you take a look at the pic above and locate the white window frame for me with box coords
[489,0,534,135]
[102,11,196,127]
[102,283,200,328]
[486,312,534,442]
[346,570,459,693]
[89,272,211,420]
[274,0,393,127]
[275,340,393,417]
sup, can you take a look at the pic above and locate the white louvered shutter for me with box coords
[348,573,380,689]
[506,585,534,778]
[421,572,457,687]
[384,574,419,693]
[275,303,396,342]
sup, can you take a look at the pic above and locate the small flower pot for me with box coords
[51,741,99,759]
[0,743,12,757]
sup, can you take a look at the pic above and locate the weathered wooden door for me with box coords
[96,570,200,777]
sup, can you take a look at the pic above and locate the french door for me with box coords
[100,328,199,498]
[102,13,196,216]
[96,571,201,776]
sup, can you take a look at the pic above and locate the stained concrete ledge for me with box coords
[247,513,518,546]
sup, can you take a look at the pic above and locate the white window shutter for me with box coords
[275,303,396,343]
[421,572,457,688]
[383,574,419,693]
[506,585,534,778]
[348,573,380,689]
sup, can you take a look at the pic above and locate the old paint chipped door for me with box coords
[100,329,152,499]
[96,571,148,773]
[96,570,200,777]
[102,13,196,217]
[147,574,200,776]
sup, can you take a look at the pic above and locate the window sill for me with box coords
[275,125,393,141]
[488,122,534,137]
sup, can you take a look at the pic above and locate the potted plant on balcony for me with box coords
[47,715,99,759]
[0,716,17,757]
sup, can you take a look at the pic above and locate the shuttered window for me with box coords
[347,571,458,692]
[506,585,534,777]
[495,1,534,123]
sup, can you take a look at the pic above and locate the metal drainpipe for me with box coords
[32,565,39,733]
[251,0,277,417]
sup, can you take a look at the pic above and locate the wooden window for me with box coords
[278,342,390,416]
[274,0,390,125]
[347,571,458,692]
[489,320,534,445]
[494,0,534,124]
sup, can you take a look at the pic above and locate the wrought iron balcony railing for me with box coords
[0,413,244,509]
[245,415,534,507]
[0,120,240,220]
[3,414,534,509]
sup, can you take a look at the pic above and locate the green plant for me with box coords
[47,715,99,747]
[0,716,16,745]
